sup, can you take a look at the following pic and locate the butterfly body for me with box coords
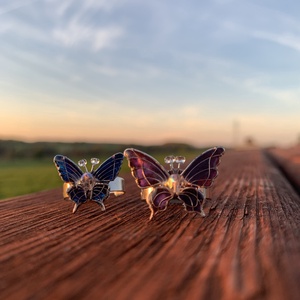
[124,147,225,220]
[76,172,95,197]
[160,172,187,197]
[54,153,124,213]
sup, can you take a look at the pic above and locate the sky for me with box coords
[1,0,300,148]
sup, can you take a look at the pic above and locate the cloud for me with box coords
[82,0,123,11]
[48,0,124,18]
[93,27,123,51]
[0,0,39,16]
[0,0,125,49]
[53,21,123,51]
[218,72,300,108]
[49,0,74,16]
[253,31,300,52]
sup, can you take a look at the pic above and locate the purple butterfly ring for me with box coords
[124,147,225,220]
[53,153,125,213]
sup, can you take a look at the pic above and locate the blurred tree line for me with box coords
[0,140,203,160]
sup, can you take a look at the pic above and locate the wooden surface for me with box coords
[1,150,300,300]
[267,146,300,191]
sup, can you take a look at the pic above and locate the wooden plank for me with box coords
[0,150,300,300]
[267,146,300,190]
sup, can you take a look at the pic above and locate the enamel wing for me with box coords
[53,153,124,213]
[124,147,225,220]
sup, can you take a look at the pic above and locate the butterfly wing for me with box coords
[181,147,225,188]
[67,186,87,205]
[124,148,169,188]
[144,186,173,220]
[92,153,124,182]
[91,183,110,211]
[178,187,204,213]
[150,187,173,211]
[53,155,83,183]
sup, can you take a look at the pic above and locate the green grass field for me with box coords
[0,160,62,200]
[0,150,205,200]
[0,156,126,200]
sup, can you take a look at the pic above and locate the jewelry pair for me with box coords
[53,147,225,220]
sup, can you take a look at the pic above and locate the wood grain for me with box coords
[267,146,300,191]
[0,150,300,300]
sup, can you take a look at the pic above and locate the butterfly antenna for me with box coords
[164,155,175,170]
[175,156,186,170]
[90,158,100,172]
[78,159,88,172]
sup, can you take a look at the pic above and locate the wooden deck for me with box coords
[1,149,300,300]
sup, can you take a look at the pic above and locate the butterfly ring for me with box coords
[54,153,124,213]
[124,147,225,220]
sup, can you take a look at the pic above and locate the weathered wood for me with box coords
[0,150,300,300]
[267,146,300,190]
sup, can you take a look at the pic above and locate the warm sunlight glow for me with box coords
[1,0,300,147]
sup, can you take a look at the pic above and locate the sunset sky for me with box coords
[1,0,300,147]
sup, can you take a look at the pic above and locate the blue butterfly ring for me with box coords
[53,153,125,213]
[124,147,225,220]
